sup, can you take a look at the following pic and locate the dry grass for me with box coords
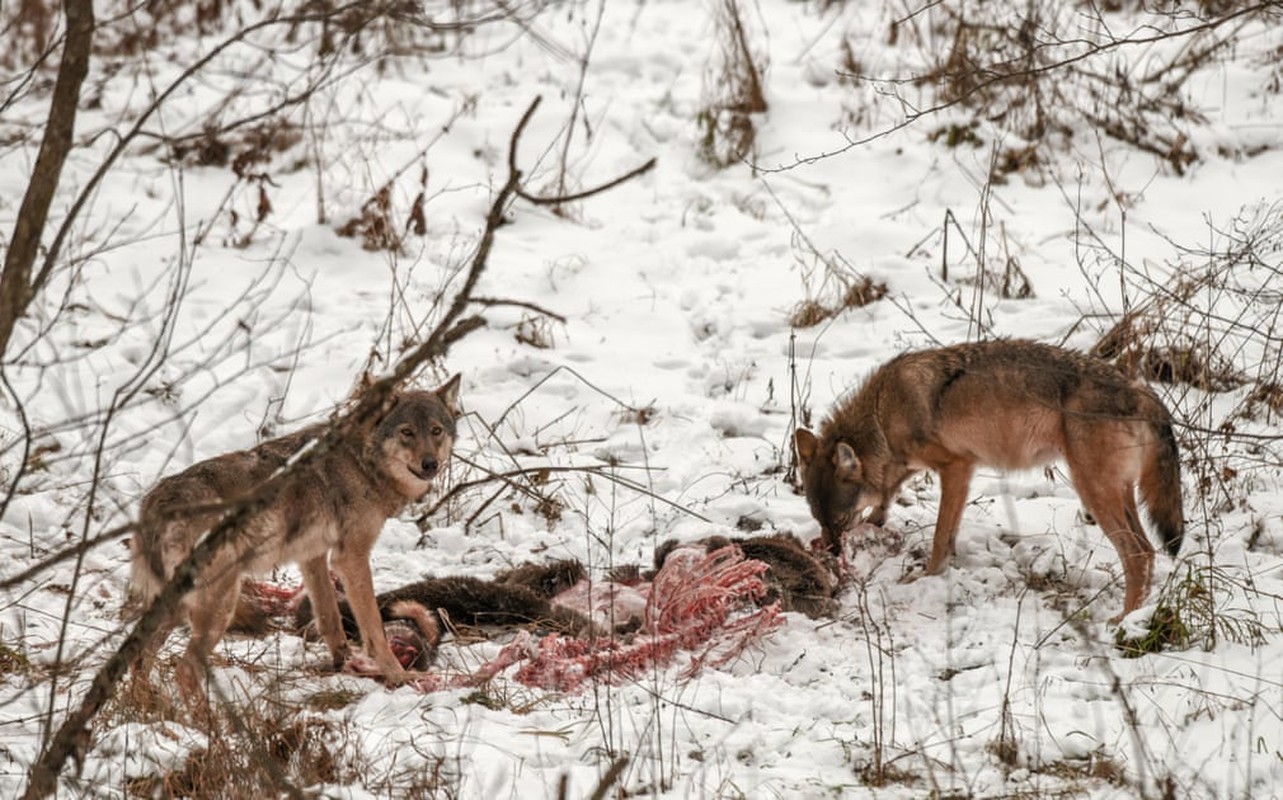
[1117,563,1268,657]
[698,0,769,168]
[0,640,33,678]
[789,275,889,328]
[101,661,460,798]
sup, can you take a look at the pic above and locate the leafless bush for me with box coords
[338,179,426,252]
[1087,201,1283,509]
[698,0,769,169]
[98,670,461,797]
[0,0,60,72]
[833,1,1281,177]
[909,2,1207,174]
[789,275,889,328]
[2,0,490,70]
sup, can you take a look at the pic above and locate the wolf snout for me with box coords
[417,457,440,477]
[406,456,440,482]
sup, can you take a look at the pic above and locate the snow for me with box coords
[2,1,1283,798]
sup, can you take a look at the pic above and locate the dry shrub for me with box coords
[164,119,303,170]
[911,2,1204,174]
[338,185,401,251]
[859,1,1279,176]
[788,299,831,329]
[1117,563,1267,657]
[162,119,305,248]
[1,0,58,70]
[789,275,889,328]
[105,669,459,797]
[1091,203,1281,403]
[337,175,428,253]
[1038,754,1129,789]
[1244,381,1283,419]
[1094,320,1243,394]
[951,250,1035,300]
[515,314,555,349]
[1090,201,1283,509]
[617,404,658,426]
[0,641,32,677]
[698,0,769,168]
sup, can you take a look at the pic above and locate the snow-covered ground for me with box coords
[2,1,1282,797]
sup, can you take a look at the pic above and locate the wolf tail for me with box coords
[387,599,442,647]
[1138,391,1184,557]
[125,493,176,616]
[124,534,166,617]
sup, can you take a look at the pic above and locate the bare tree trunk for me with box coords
[0,0,94,360]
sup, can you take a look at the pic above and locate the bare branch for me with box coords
[417,461,710,532]
[516,156,656,206]
[0,524,134,594]
[471,296,568,323]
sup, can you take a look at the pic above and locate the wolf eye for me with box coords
[430,425,443,436]
[399,426,415,438]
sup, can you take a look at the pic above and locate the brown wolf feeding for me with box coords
[794,339,1183,619]
[130,375,460,698]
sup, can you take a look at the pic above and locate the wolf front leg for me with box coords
[925,458,976,575]
[331,544,408,685]
[298,555,350,670]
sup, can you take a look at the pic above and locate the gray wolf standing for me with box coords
[130,375,460,698]
[794,340,1182,619]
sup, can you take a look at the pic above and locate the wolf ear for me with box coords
[435,373,461,414]
[833,441,861,481]
[794,429,818,467]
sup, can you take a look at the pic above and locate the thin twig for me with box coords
[516,158,656,206]
[0,524,135,594]
[471,296,568,323]
[417,461,708,532]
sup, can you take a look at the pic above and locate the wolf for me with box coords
[130,375,460,698]
[794,340,1183,619]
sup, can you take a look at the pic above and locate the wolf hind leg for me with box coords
[176,571,242,713]
[127,608,182,714]
[1068,467,1154,621]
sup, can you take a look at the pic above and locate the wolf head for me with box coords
[372,374,461,500]
[794,428,887,553]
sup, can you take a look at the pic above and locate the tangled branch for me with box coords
[22,93,654,799]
